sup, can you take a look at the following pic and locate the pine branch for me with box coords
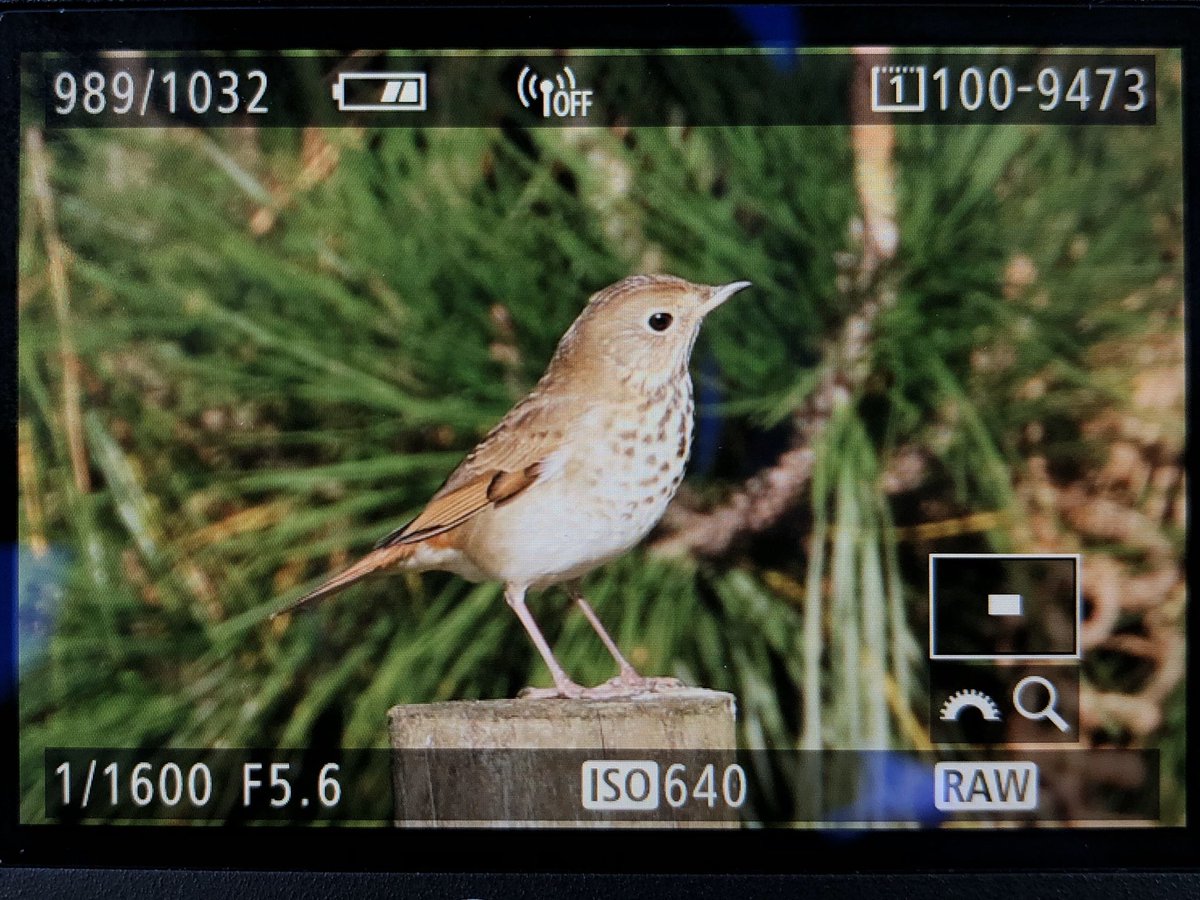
[26,128,90,494]
[652,50,898,559]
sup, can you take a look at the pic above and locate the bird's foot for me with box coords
[597,676,686,696]
[517,672,688,700]
[517,680,586,700]
[580,673,688,699]
[574,678,686,699]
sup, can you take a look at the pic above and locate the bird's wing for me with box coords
[374,393,581,549]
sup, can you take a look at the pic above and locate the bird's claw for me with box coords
[517,674,687,700]
[518,682,585,700]
[604,673,688,695]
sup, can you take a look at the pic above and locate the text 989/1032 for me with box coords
[47,67,270,121]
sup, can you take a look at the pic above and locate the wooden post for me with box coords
[388,689,738,827]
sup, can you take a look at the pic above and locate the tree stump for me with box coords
[388,689,738,827]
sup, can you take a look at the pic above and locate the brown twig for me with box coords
[26,128,91,494]
[249,127,344,236]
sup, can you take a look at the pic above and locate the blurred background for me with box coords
[17,50,1185,824]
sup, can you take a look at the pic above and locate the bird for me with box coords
[275,274,751,699]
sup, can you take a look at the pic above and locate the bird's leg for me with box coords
[506,584,585,700]
[568,583,639,681]
[568,582,684,695]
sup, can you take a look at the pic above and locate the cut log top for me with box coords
[388,688,737,751]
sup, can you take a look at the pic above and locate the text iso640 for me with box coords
[581,760,747,813]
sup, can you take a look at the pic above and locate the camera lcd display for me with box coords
[6,9,1190,862]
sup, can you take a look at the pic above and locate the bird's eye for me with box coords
[647,312,673,332]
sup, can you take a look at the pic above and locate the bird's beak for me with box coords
[702,280,752,314]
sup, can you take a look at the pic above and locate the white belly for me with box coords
[460,389,692,589]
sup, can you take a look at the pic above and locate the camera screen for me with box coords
[11,23,1187,850]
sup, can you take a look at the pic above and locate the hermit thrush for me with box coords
[278,275,751,698]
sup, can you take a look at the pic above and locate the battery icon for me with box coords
[331,72,427,112]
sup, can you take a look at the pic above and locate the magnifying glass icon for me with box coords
[1013,675,1071,733]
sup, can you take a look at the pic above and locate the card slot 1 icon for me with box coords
[870,64,928,113]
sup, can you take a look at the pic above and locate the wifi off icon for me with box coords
[516,64,594,118]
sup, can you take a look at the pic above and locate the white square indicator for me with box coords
[988,593,1024,616]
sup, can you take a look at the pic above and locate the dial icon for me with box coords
[939,688,1002,722]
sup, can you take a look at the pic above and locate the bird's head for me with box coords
[546,275,751,394]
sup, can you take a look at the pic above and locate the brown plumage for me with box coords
[276,274,751,698]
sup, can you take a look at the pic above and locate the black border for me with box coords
[929,553,1082,658]
[0,0,1196,885]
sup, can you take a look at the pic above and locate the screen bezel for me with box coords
[0,0,1196,875]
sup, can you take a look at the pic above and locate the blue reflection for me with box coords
[830,752,945,826]
[734,6,804,70]
[17,544,71,677]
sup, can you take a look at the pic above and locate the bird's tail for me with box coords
[271,542,421,619]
